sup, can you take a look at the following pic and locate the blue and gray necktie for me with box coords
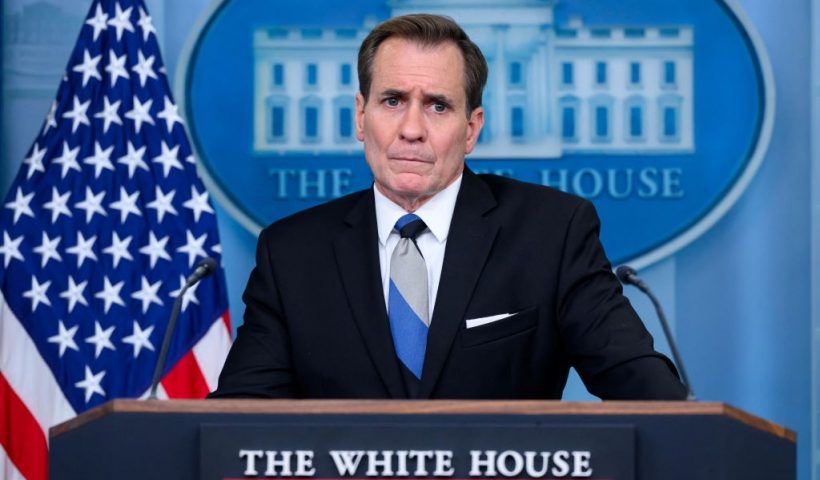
[388,214,430,389]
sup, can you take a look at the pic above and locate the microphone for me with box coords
[616,265,696,400]
[186,257,217,286]
[615,265,646,291]
[148,257,218,400]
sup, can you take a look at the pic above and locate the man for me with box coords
[210,14,687,400]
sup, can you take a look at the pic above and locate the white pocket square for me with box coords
[465,312,517,329]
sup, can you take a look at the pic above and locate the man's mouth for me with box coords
[388,154,434,163]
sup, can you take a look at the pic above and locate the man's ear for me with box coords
[464,106,485,154]
[355,92,366,142]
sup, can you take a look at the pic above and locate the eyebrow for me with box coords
[378,88,456,108]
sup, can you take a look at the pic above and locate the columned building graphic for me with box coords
[253,0,694,157]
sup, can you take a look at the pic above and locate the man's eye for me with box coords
[385,98,400,107]
[432,103,447,113]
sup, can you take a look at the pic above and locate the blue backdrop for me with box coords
[1,1,816,478]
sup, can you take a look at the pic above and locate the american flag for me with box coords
[0,1,232,478]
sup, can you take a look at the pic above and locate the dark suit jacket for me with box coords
[210,169,686,400]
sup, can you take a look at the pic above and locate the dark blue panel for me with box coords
[307,63,317,85]
[273,63,284,86]
[663,106,676,137]
[596,61,607,84]
[339,107,352,137]
[562,62,573,84]
[630,106,642,137]
[562,106,575,139]
[595,106,608,137]
[511,107,524,138]
[272,106,284,137]
[305,107,318,137]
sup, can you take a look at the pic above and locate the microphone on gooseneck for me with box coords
[616,265,696,400]
[185,257,218,286]
[148,257,218,400]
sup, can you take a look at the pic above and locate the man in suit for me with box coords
[210,14,687,400]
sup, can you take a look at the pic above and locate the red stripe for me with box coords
[0,371,48,480]
[160,351,210,398]
[221,311,232,334]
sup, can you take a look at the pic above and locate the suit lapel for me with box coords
[419,170,499,397]
[332,190,407,398]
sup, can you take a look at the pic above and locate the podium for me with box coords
[49,400,795,479]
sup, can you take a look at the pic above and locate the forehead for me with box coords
[370,38,466,97]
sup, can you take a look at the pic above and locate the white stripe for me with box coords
[0,447,25,480]
[0,291,75,438]
[138,383,168,399]
[192,316,231,392]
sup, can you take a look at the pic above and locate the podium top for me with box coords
[50,399,795,442]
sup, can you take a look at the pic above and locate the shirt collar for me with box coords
[374,174,463,246]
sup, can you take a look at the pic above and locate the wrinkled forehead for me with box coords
[370,38,467,94]
[374,36,464,65]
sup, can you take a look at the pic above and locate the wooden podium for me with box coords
[49,400,795,479]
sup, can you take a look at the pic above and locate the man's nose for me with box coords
[399,103,427,142]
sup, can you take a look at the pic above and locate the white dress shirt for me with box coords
[374,175,462,320]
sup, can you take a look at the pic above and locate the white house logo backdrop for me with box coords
[178,0,773,267]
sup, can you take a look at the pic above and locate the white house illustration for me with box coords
[252,0,694,158]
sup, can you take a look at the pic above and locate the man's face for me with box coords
[356,38,484,210]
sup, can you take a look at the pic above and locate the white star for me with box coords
[117,141,149,179]
[74,187,107,223]
[122,320,155,358]
[131,276,164,313]
[83,141,115,179]
[23,276,51,311]
[185,154,196,164]
[169,274,200,312]
[62,96,91,133]
[156,96,184,132]
[43,101,58,133]
[107,3,134,42]
[93,96,122,133]
[139,232,171,268]
[0,232,25,268]
[176,230,208,267]
[5,188,35,224]
[59,276,89,313]
[85,321,116,359]
[132,50,158,87]
[48,320,79,358]
[66,231,98,267]
[109,187,143,224]
[211,243,222,255]
[85,4,108,41]
[72,49,102,87]
[104,50,129,87]
[23,143,47,179]
[42,187,72,223]
[94,276,126,314]
[102,231,133,268]
[146,186,178,223]
[52,141,82,179]
[33,232,62,268]
[125,96,154,133]
[152,141,183,178]
[137,7,156,42]
[182,185,215,222]
[75,366,106,403]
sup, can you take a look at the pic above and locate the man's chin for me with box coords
[384,174,432,194]
[375,179,436,210]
